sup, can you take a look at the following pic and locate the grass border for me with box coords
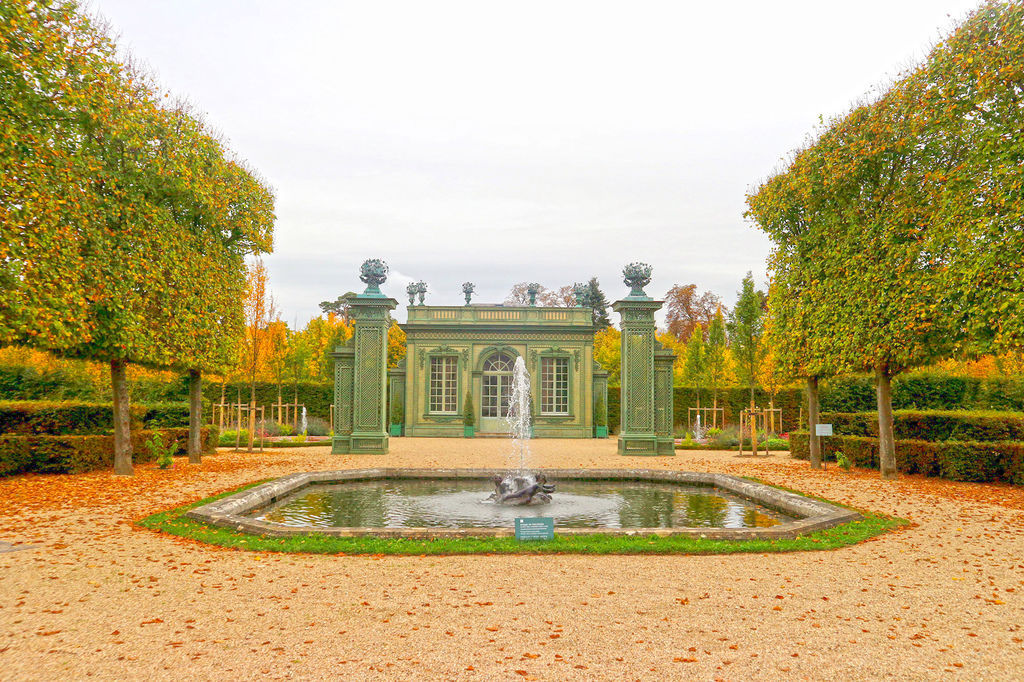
[136,478,907,556]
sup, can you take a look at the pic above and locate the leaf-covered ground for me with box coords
[1,439,1022,680]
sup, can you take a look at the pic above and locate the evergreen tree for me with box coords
[682,325,707,407]
[587,277,611,329]
[705,306,728,408]
[727,273,765,402]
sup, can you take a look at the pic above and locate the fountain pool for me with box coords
[248,478,792,530]
[186,469,861,540]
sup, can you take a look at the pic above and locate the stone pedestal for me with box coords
[332,292,397,454]
[612,297,665,455]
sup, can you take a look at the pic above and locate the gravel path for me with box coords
[1,438,1022,680]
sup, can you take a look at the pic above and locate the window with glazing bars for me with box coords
[429,356,458,413]
[540,357,569,415]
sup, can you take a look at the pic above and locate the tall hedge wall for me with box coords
[0,401,190,435]
[820,374,1024,413]
[819,410,1024,442]
[0,365,336,418]
[203,382,333,420]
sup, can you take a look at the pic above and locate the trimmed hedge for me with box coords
[790,432,1024,484]
[0,401,190,435]
[0,427,218,477]
[820,410,1024,442]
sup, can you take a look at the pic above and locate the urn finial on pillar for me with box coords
[359,259,389,297]
[622,262,653,300]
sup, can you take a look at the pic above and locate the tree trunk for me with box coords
[248,380,256,453]
[111,359,133,476]
[806,375,821,470]
[188,369,202,464]
[875,365,898,480]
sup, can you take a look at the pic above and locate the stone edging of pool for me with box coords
[185,469,862,540]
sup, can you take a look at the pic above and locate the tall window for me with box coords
[429,356,458,413]
[540,357,569,415]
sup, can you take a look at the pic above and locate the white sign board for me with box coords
[815,424,833,437]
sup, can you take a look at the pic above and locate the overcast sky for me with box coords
[88,0,982,325]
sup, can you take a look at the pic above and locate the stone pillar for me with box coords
[331,259,398,455]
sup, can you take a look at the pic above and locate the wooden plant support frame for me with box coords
[737,401,781,457]
[687,406,725,432]
[230,404,265,452]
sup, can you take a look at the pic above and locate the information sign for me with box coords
[815,423,833,437]
[515,517,554,541]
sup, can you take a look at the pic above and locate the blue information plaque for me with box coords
[515,517,554,541]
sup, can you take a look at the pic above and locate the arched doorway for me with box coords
[480,351,515,433]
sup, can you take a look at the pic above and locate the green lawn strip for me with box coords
[137,480,904,556]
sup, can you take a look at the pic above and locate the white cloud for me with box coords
[89,0,982,324]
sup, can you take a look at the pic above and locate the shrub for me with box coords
[463,393,475,427]
[709,426,740,449]
[305,417,330,436]
[218,429,250,447]
[836,452,852,470]
[146,432,175,469]
[764,438,789,451]
[258,420,283,437]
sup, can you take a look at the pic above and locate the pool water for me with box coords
[249,479,793,529]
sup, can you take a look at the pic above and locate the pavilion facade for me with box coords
[331,260,672,454]
[391,304,607,438]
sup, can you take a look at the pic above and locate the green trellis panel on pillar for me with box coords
[654,346,675,454]
[612,297,669,455]
[331,344,355,453]
[332,291,397,455]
